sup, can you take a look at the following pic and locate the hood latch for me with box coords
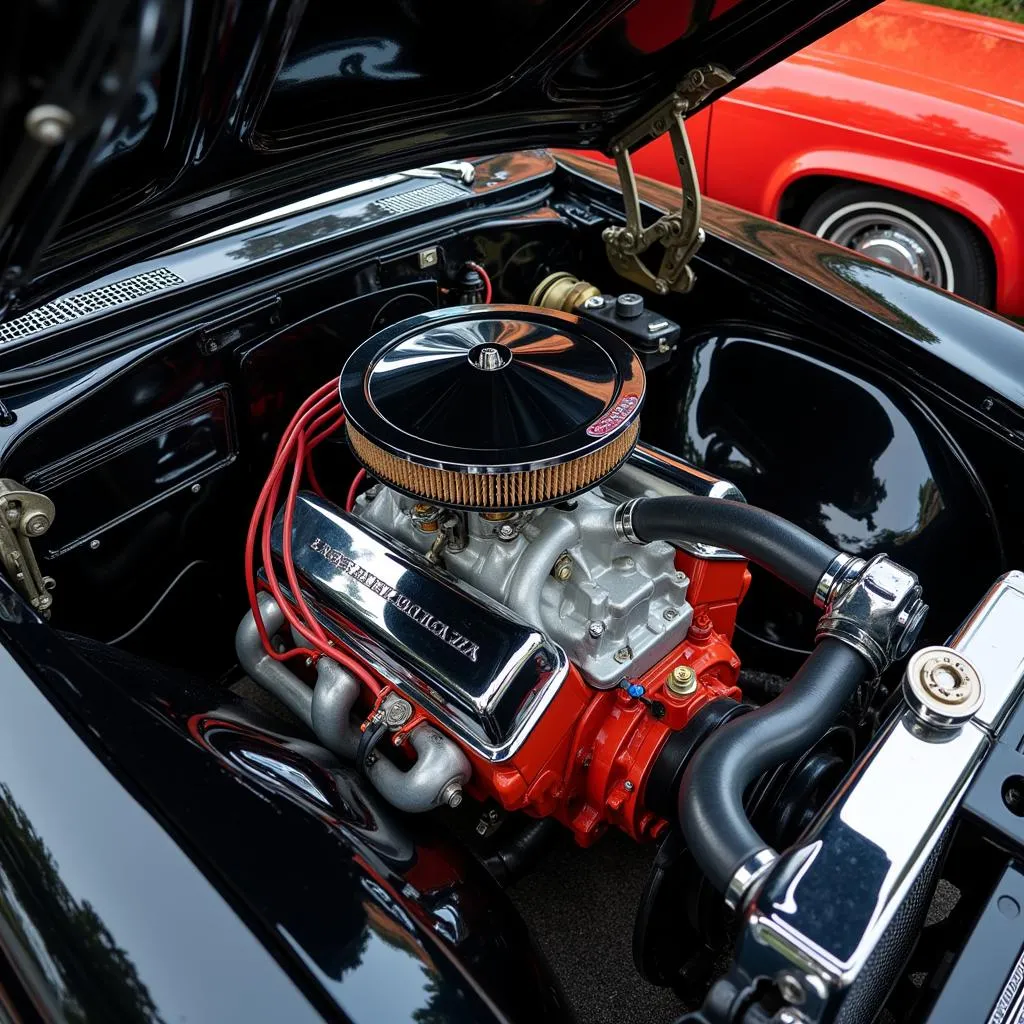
[603,65,733,296]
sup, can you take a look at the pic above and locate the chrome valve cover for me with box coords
[269,491,569,761]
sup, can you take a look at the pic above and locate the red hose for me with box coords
[467,261,492,303]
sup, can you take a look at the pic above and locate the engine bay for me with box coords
[225,293,956,1023]
[4,152,1024,1024]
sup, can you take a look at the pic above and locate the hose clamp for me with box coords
[816,554,928,676]
[814,552,866,609]
[725,848,777,913]
[613,497,644,545]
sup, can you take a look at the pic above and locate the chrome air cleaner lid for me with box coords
[339,304,645,510]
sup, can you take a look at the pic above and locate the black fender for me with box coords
[0,585,569,1024]
[643,326,1003,668]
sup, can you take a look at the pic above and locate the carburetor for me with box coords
[354,486,692,688]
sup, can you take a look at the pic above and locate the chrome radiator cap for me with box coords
[339,305,645,510]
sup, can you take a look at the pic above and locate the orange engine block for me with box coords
[371,549,751,846]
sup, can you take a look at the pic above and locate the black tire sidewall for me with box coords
[798,183,994,307]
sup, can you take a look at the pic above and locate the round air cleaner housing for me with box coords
[339,305,645,511]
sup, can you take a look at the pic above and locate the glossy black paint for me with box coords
[645,329,1002,661]
[1,0,880,314]
[0,584,569,1023]
[923,862,1024,1024]
[0,151,1023,1021]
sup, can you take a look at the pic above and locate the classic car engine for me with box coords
[8,0,1024,1016]
[236,304,754,844]
[232,296,962,1024]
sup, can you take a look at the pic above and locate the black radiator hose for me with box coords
[677,639,870,895]
[627,495,840,600]
[623,495,882,901]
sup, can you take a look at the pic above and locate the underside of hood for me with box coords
[0,0,877,317]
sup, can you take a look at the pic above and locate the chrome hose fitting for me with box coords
[724,848,778,913]
[613,497,644,545]
[813,552,866,609]
[815,554,928,676]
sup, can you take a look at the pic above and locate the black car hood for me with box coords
[0,0,876,317]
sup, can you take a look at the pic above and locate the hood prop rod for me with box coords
[602,64,733,297]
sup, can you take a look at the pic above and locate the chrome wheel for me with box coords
[813,200,955,291]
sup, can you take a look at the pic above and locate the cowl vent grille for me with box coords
[0,268,184,343]
[372,181,465,215]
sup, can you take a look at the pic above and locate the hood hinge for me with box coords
[0,480,55,618]
[602,65,733,296]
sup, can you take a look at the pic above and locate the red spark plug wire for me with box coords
[245,379,381,694]
[345,468,367,513]
[466,261,492,303]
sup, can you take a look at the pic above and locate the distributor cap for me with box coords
[339,305,645,510]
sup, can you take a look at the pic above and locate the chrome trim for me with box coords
[182,161,473,247]
[403,160,476,186]
[613,497,644,545]
[270,492,569,762]
[815,554,927,676]
[947,570,1024,734]
[724,848,777,912]
[729,573,1024,1023]
[813,552,864,610]
[614,443,746,502]
[708,479,743,500]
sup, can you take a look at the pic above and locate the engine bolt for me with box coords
[551,552,574,582]
[614,646,632,664]
[663,608,678,622]
[496,523,517,541]
[777,973,806,1006]
[23,512,49,536]
[624,780,634,792]
[24,104,75,146]
[667,665,697,696]
[588,621,605,639]
[383,695,414,728]
[411,503,440,533]
[439,780,464,808]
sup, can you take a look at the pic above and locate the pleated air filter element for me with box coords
[339,305,645,511]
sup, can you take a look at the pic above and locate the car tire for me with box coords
[798,184,994,307]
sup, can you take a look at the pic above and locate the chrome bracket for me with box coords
[0,480,55,617]
[602,65,733,295]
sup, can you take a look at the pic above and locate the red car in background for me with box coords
[606,1,1024,315]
